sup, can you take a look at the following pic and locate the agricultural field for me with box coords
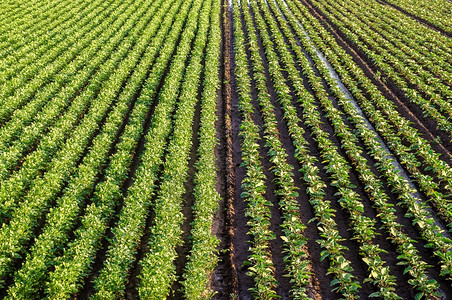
[0,0,451,299]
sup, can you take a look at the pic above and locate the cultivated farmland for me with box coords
[0,0,451,299]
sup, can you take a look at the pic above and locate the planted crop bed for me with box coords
[224,0,452,299]
[0,0,451,298]
[0,0,223,298]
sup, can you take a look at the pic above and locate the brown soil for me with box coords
[210,1,235,298]
[220,2,240,299]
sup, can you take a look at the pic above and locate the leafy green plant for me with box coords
[182,0,222,297]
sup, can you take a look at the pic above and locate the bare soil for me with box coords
[210,1,236,298]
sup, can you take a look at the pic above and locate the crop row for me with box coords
[242,0,318,298]
[0,0,79,61]
[137,0,215,297]
[234,0,400,297]
[236,0,452,297]
[3,0,185,297]
[257,0,404,297]
[0,0,170,291]
[181,0,222,297]
[341,0,452,85]
[277,1,443,296]
[287,0,452,252]
[307,0,452,138]
[246,0,360,297]
[0,0,99,83]
[302,0,452,195]
[45,0,201,297]
[288,0,452,228]
[344,0,452,83]
[2,0,450,297]
[287,0,452,214]
[281,0,452,291]
[383,0,452,35]
[0,0,154,223]
[231,0,280,297]
[0,0,120,120]
[0,0,226,297]
[89,0,210,297]
[0,0,144,188]
[0,0,127,177]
